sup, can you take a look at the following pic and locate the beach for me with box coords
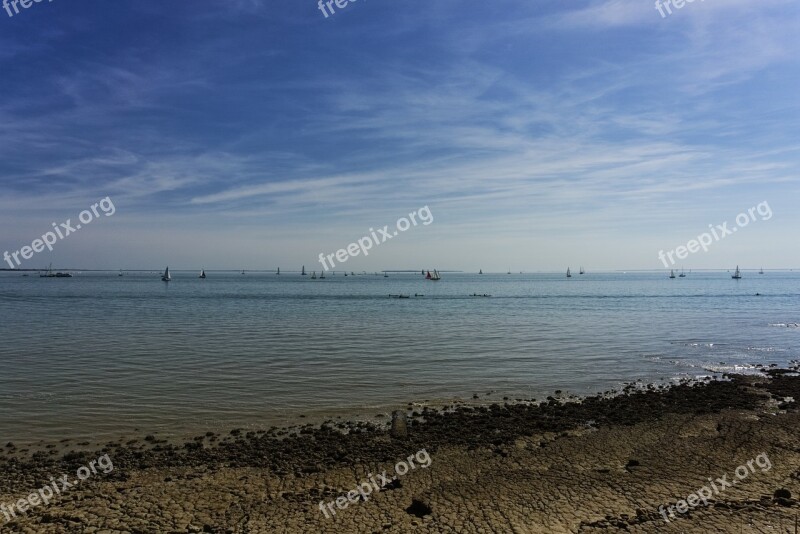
[2,0,798,531]
[1,368,798,533]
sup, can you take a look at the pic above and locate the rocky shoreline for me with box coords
[2,368,799,532]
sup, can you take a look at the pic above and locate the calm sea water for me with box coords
[1,271,798,445]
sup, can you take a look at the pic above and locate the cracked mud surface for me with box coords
[1,371,799,533]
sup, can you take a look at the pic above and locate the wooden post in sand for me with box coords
[390,410,408,439]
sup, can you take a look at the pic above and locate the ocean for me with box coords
[1,270,797,445]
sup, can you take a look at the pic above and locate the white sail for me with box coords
[162,267,171,281]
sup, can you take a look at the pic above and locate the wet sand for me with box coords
[1,369,799,533]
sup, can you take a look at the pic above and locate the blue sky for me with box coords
[0,0,798,271]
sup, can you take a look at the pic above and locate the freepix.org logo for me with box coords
[657,201,772,268]
[655,0,705,19]
[3,0,54,19]
[317,206,433,272]
[3,197,116,269]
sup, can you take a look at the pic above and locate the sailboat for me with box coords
[426,270,432,279]
[162,266,171,282]
[241,269,245,275]
[40,263,72,278]
[669,269,676,279]
[579,267,585,275]
[199,269,206,279]
[311,271,317,279]
[384,272,388,278]
[276,267,280,275]
[319,270,325,279]
[118,270,124,277]
[566,267,572,278]
[479,269,483,275]
[732,266,742,279]
[679,269,686,278]
[430,269,441,281]
[507,268,511,275]
[301,266,307,276]
[759,267,764,275]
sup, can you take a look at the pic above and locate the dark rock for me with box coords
[774,488,791,499]
[406,498,432,518]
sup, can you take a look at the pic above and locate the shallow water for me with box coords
[1,270,797,444]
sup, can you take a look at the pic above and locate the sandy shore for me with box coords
[1,369,799,533]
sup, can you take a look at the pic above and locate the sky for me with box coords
[0,0,798,272]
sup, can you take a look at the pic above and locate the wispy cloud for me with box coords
[0,0,797,269]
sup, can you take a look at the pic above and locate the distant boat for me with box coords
[430,269,441,281]
[276,267,280,275]
[301,266,307,276]
[669,269,676,279]
[384,272,388,277]
[759,267,764,275]
[119,270,124,277]
[479,269,483,275]
[319,270,325,279]
[421,269,425,275]
[311,271,317,279]
[732,265,742,279]
[162,266,171,282]
[426,270,432,279]
[241,269,245,275]
[566,267,572,278]
[199,269,206,279]
[40,263,72,278]
[579,267,585,275]
[679,269,686,278]
[344,272,348,277]
[507,268,511,275]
